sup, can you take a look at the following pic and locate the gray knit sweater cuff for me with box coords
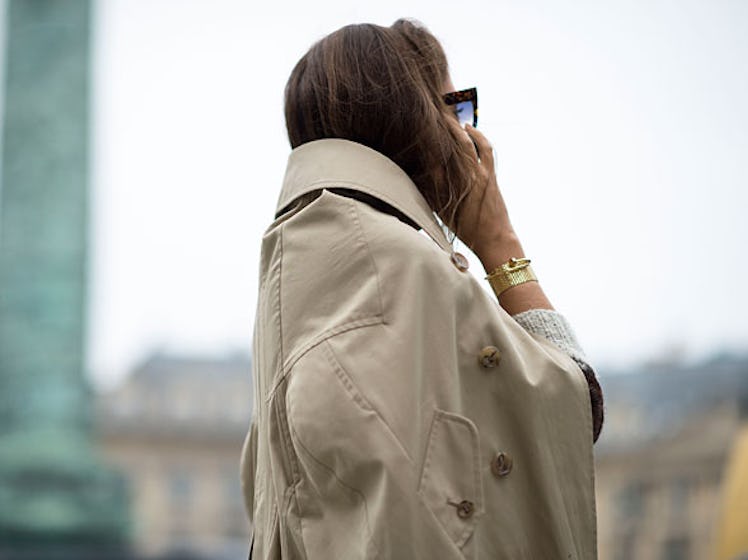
[511,308,588,364]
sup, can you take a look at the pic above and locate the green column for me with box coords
[0,0,130,552]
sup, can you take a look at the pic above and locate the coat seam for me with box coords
[347,197,386,324]
[323,337,416,466]
[278,222,285,388]
[273,227,307,557]
[287,412,381,558]
[271,377,301,484]
[264,315,384,404]
[282,483,307,560]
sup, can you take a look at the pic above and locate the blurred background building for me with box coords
[594,353,748,560]
[94,352,253,560]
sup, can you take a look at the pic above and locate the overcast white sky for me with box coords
[71,0,748,387]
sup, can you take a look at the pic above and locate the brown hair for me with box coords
[283,18,479,245]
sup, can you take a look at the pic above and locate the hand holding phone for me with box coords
[451,123,516,257]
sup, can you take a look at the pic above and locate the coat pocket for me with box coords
[417,409,484,550]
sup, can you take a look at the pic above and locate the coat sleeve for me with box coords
[282,333,474,560]
[511,308,605,444]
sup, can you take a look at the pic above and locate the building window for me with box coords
[661,536,689,560]
[669,477,689,519]
[169,467,193,508]
[617,480,646,520]
[615,532,636,560]
[224,467,244,508]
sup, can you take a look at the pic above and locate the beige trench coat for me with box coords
[240,138,598,559]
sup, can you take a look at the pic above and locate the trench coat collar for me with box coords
[275,138,452,253]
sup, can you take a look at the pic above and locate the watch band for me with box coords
[485,257,538,297]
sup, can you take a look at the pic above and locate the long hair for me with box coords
[284,18,479,245]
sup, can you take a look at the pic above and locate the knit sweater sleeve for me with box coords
[511,308,605,444]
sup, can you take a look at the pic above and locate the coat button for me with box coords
[491,451,513,477]
[448,499,475,519]
[450,251,469,272]
[478,346,501,368]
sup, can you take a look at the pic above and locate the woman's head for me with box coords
[284,18,479,244]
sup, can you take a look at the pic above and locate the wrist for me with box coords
[476,231,525,274]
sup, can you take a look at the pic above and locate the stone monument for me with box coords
[0,1,130,556]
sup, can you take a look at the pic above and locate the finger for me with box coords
[464,124,495,169]
[448,117,479,162]
[464,124,493,167]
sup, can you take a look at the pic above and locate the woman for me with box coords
[240,17,604,559]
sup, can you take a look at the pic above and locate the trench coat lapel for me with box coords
[275,138,453,253]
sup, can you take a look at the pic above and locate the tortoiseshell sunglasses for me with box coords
[443,87,478,128]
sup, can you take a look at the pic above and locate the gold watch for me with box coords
[485,257,538,297]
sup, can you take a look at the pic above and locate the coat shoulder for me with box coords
[273,188,389,367]
[274,187,454,369]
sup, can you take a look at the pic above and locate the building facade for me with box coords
[95,352,253,559]
[594,354,748,560]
